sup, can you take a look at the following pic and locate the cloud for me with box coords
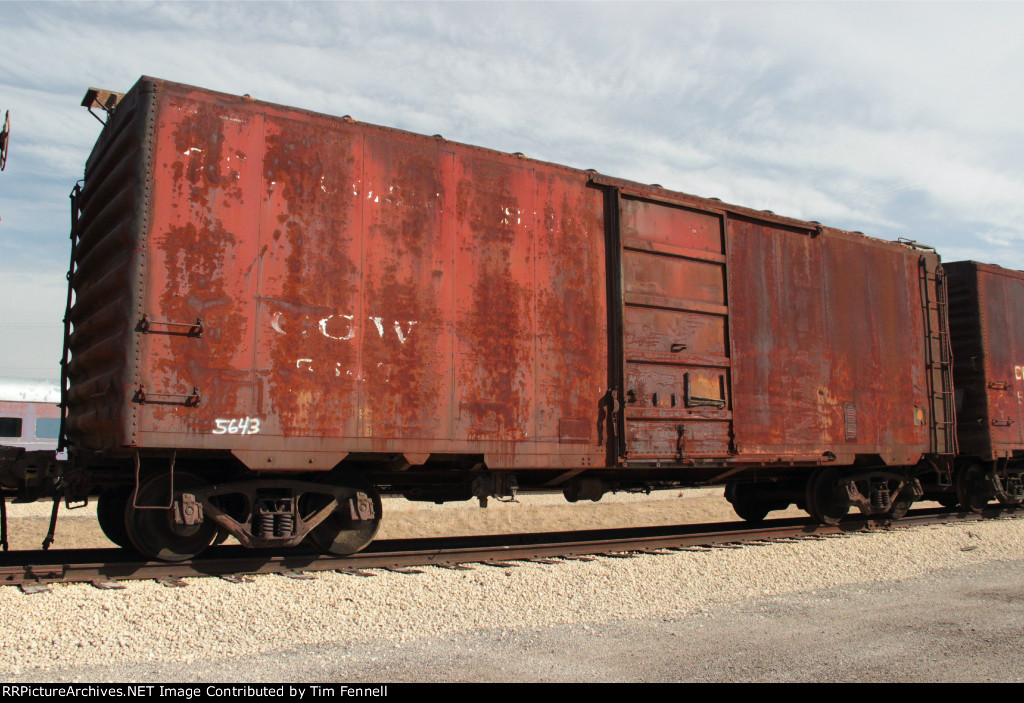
[0,271,66,380]
[1,1,1024,378]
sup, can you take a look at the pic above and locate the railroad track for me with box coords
[1,507,1019,592]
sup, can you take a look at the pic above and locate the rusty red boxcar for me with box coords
[946,260,1024,508]
[33,76,961,560]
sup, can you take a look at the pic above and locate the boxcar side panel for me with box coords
[358,131,454,442]
[821,234,931,457]
[452,153,537,443]
[141,87,264,442]
[253,109,366,444]
[728,218,831,457]
[120,79,608,470]
[531,172,607,453]
[728,219,933,465]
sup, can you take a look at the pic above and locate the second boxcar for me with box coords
[946,260,1024,509]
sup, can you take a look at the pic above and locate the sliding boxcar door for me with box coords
[617,195,733,463]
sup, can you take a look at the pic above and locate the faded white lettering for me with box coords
[271,312,286,335]
[213,417,262,435]
[394,320,417,344]
[319,314,355,340]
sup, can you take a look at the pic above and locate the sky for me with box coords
[1,1,1023,382]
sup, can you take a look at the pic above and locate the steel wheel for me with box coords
[307,485,382,556]
[124,472,216,562]
[806,467,850,525]
[996,474,1023,506]
[96,487,133,549]
[886,488,914,520]
[956,463,992,513]
[725,483,771,523]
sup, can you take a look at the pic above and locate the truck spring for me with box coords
[275,513,294,537]
[256,512,275,538]
[871,485,890,509]
[1006,475,1024,498]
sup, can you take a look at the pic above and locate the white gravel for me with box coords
[0,514,1020,680]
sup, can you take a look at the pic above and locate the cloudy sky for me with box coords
[1,1,1023,382]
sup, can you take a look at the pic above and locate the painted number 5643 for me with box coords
[212,417,262,435]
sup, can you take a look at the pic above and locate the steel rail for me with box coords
[0,507,1019,590]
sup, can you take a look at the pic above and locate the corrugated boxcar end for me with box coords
[66,78,159,451]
